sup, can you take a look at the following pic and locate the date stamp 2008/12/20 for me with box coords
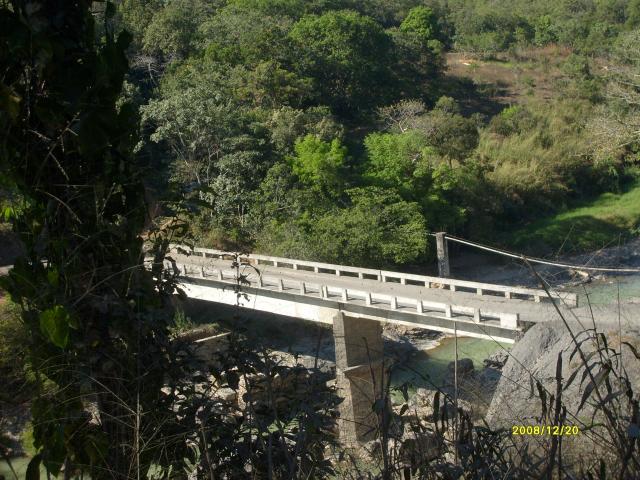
[512,425,580,436]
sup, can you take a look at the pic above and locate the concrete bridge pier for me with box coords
[333,312,389,445]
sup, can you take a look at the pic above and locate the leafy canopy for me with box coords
[289,135,347,194]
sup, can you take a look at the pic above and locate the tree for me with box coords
[586,28,640,164]
[228,0,306,17]
[377,99,427,133]
[311,187,428,266]
[199,4,294,66]
[400,5,442,49]
[289,10,395,116]
[289,135,348,195]
[0,1,182,476]
[422,97,479,165]
[364,130,433,196]
[387,27,444,100]
[142,0,210,58]
[142,82,270,230]
[268,106,344,154]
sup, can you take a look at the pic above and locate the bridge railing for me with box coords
[170,261,520,330]
[168,245,578,307]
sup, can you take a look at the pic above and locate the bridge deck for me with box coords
[167,252,640,336]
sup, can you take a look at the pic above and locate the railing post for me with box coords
[200,266,205,278]
[390,297,398,310]
[278,278,284,291]
[366,292,372,306]
[473,308,481,323]
[445,304,452,318]
[500,313,519,329]
[217,270,223,281]
[342,289,348,301]
[417,300,424,313]
[300,282,306,294]
[436,232,450,278]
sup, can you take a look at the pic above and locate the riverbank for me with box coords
[506,179,640,255]
[450,232,640,292]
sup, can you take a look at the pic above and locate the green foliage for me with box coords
[289,135,348,195]
[364,130,432,195]
[426,97,479,162]
[38,306,70,349]
[489,105,537,137]
[257,187,428,266]
[289,10,395,115]
[387,27,444,100]
[268,106,344,155]
[228,0,306,17]
[117,0,163,47]
[0,296,33,401]
[400,6,441,45]
[312,187,428,265]
[0,1,182,476]
[199,4,294,66]
[118,0,640,264]
[142,0,209,57]
[508,179,640,253]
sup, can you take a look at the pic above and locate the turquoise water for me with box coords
[390,336,511,402]
[570,274,640,306]
[0,457,45,478]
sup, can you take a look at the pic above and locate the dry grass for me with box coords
[445,45,572,106]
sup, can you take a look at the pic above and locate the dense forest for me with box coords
[107,0,640,267]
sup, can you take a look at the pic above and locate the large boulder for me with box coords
[486,320,640,428]
[447,358,474,377]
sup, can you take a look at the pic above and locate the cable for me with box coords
[429,232,640,273]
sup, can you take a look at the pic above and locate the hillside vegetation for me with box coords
[112,0,640,265]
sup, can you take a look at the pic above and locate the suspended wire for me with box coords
[428,232,640,273]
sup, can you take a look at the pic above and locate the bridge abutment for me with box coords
[333,312,388,444]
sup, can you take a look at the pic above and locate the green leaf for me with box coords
[2,206,14,222]
[26,453,41,480]
[0,83,21,121]
[39,305,70,348]
[578,364,611,413]
[46,269,59,288]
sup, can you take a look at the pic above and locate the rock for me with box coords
[397,422,441,466]
[486,321,640,429]
[447,358,474,376]
[215,387,237,403]
[407,389,475,423]
[484,350,508,369]
[236,367,318,413]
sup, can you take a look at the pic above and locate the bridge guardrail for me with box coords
[169,261,520,330]
[168,244,578,307]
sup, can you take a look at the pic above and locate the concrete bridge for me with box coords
[163,245,580,343]
[157,244,583,444]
